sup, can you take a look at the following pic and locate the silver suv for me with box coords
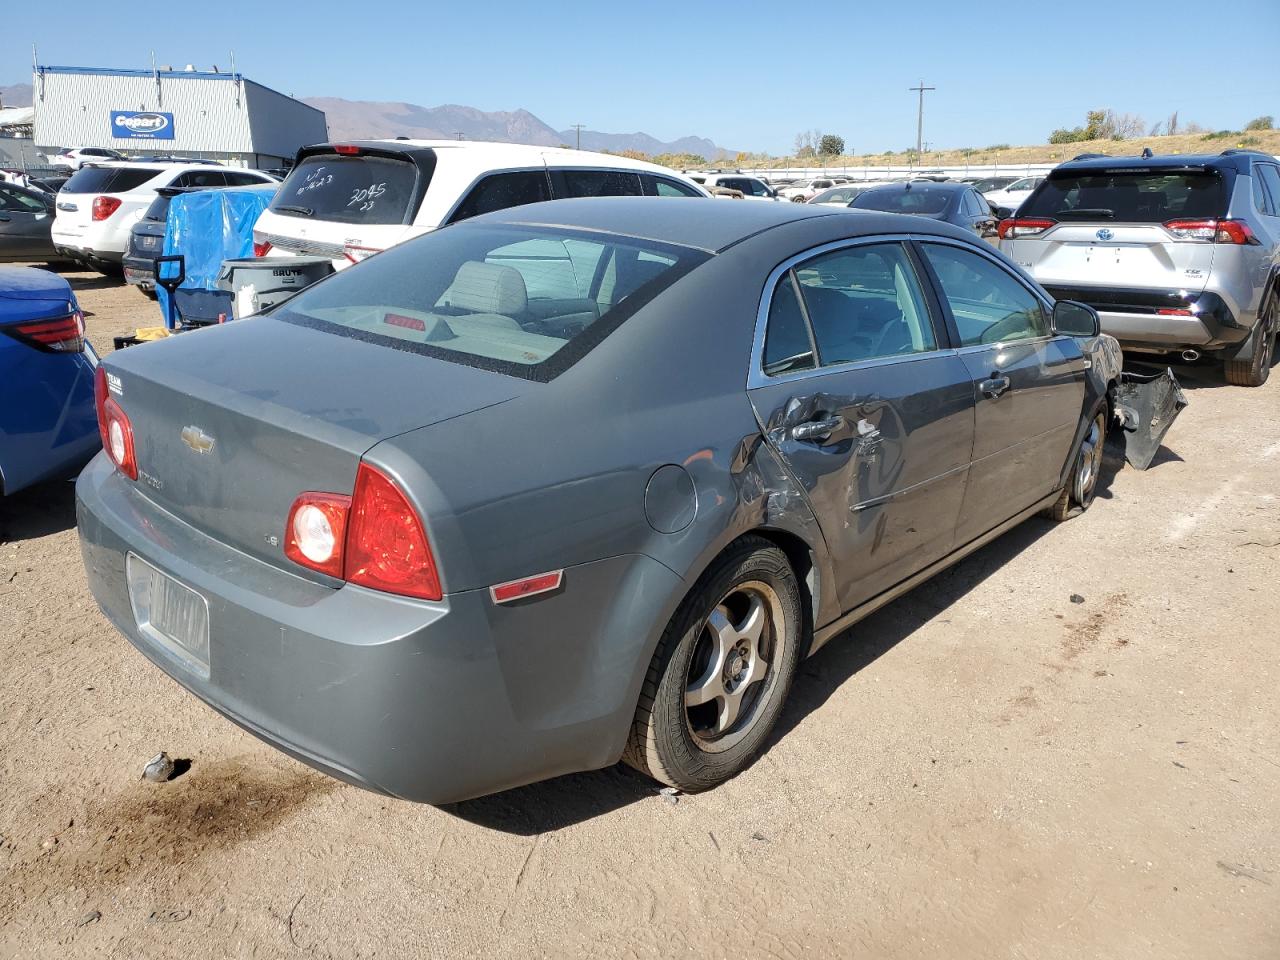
[999,151,1280,386]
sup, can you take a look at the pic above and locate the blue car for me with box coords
[0,267,100,495]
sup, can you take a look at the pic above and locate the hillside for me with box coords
[304,96,731,159]
[0,83,32,108]
[742,129,1280,171]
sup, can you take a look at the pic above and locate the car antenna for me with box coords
[1140,147,1154,158]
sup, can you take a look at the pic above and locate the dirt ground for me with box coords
[2,267,1278,959]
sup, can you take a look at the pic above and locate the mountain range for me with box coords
[1,82,731,159]
[302,97,731,159]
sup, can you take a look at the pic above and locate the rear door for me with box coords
[916,240,1085,543]
[0,184,55,261]
[747,239,975,612]
[1004,168,1227,293]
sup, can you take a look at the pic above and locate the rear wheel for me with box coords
[1046,408,1106,522]
[623,537,802,791]
[1224,296,1277,387]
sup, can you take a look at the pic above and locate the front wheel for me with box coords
[623,537,803,792]
[1045,408,1106,522]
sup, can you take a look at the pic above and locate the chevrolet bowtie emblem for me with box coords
[181,425,216,455]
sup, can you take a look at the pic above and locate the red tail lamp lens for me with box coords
[253,239,273,257]
[345,463,441,600]
[92,196,122,221]
[94,366,137,479]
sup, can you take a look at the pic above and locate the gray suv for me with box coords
[999,151,1280,385]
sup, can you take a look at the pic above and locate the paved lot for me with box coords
[2,268,1278,959]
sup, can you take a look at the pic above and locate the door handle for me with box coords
[791,416,843,442]
[980,375,1011,399]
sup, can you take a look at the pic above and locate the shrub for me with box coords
[818,134,845,156]
[1244,116,1274,131]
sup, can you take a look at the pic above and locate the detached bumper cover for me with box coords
[1113,369,1188,470]
[75,456,681,803]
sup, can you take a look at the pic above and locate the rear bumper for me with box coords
[1043,284,1249,352]
[75,457,680,803]
[122,255,155,288]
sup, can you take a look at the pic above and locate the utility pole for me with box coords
[454,131,464,140]
[908,79,935,157]
[570,123,585,150]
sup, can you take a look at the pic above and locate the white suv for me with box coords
[697,173,779,201]
[48,147,127,171]
[252,140,709,268]
[52,162,276,273]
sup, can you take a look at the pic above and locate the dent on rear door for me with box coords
[748,355,975,613]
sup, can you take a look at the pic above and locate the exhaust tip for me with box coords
[1181,349,1200,362]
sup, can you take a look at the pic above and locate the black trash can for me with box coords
[217,256,335,317]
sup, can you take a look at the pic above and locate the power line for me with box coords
[908,80,935,157]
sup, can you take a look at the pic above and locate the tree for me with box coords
[1166,111,1179,136]
[1245,115,1274,131]
[818,134,845,156]
[796,145,816,159]
[793,130,814,155]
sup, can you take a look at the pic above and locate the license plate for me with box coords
[140,236,159,250]
[126,554,210,678]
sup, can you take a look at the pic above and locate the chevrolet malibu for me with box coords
[78,198,1124,802]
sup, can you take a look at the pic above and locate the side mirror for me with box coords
[1053,299,1100,338]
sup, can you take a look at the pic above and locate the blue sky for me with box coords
[4,0,1278,154]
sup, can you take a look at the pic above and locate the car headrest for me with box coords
[442,261,528,316]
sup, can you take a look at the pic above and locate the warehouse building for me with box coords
[31,64,328,168]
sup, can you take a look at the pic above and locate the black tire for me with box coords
[623,536,803,791]
[1045,406,1107,522]
[140,286,158,301]
[1224,300,1277,387]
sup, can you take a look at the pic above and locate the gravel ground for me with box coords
[2,268,1278,959]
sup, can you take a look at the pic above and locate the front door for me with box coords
[916,241,1086,544]
[747,240,976,613]
[0,185,54,262]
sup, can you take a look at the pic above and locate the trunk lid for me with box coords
[1013,222,1216,292]
[103,316,520,577]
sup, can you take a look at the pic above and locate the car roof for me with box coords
[84,160,224,171]
[1051,152,1263,176]
[466,196,972,253]
[862,181,970,193]
[314,138,679,174]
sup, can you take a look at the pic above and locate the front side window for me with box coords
[558,170,643,198]
[653,177,702,198]
[174,170,226,188]
[787,243,937,366]
[275,224,705,381]
[0,186,47,213]
[450,170,551,223]
[921,243,1047,346]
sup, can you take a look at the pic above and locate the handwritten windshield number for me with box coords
[348,182,387,212]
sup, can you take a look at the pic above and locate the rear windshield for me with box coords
[852,189,951,215]
[275,224,707,381]
[1020,170,1228,222]
[270,153,423,225]
[64,166,163,194]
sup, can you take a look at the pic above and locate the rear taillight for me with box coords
[94,366,137,480]
[283,463,441,600]
[997,217,1055,240]
[6,311,84,352]
[92,196,122,221]
[253,239,272,257]
[1164,219,1259,244]
[345,463,441,600]
[285,493,351,578]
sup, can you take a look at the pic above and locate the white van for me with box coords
[252,140,710,268]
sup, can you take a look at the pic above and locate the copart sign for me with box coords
[110,111,175,140]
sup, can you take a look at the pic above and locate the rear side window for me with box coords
[794,243,936,365]
[762,275,815,375]
[1020,170,1227,222]
[1256,165,1280,216]
[449,170,551,224]
[64,166,163,194]
[558,170,643,198]
[271,153,422,225]
[275,224,706,381]
[173,170,226,188]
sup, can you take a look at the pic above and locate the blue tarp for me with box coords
[157,185,277,326]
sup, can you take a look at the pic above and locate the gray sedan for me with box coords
[850,181,1005,239]
[78,198,1121,803]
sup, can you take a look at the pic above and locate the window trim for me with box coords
[747,234,954,389]
[1254,164,1280,217]
[911,236,1057,352]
